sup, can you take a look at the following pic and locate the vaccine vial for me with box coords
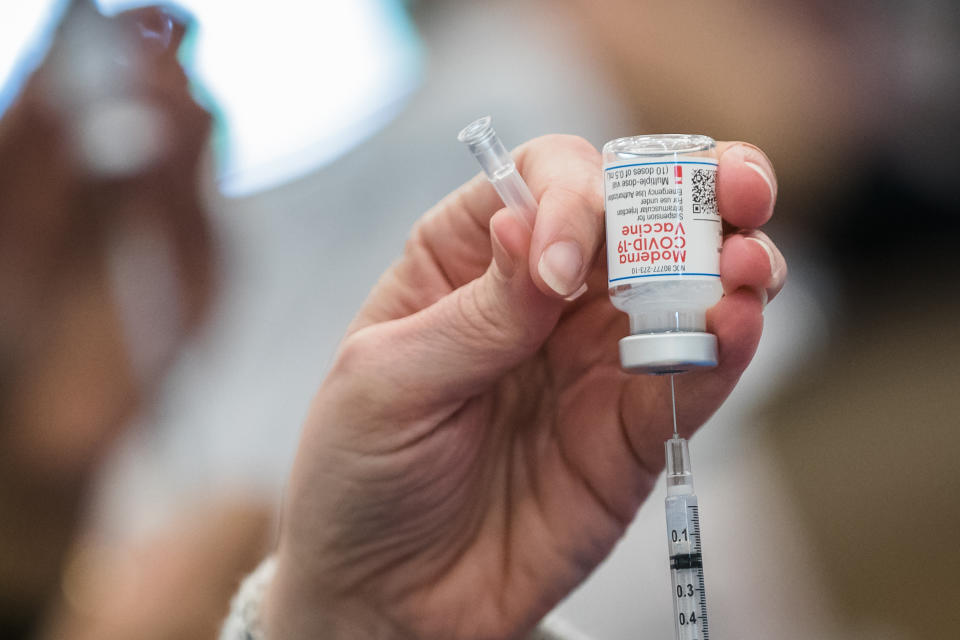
[602,134,723,374]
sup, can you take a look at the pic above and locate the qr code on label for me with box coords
[691,168,718,217]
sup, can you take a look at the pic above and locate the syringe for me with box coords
[461,119,713,638]
[664,375,711,640]
[458,116,538,230]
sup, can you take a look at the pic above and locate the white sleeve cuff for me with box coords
[219,555,277,640]
[219,556,594,640]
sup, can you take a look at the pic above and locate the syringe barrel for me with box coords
[664,435,710,638]
[665,492,710,639]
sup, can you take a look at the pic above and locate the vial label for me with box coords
[604,159,721,285]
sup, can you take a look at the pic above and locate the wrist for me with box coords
[261,552,403,640]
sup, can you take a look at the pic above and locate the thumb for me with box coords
[346,208,568,410]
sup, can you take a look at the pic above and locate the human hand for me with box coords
[265,135,785,639]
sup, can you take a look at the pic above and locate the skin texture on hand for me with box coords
[265,135,785,639]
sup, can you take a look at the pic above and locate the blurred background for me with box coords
[0,1,958,638]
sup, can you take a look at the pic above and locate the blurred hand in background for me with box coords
[0,3,269,637]
[41,500,271,640]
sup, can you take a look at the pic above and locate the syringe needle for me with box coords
[670,374,678,438]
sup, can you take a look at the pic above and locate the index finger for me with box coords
[424,134,604,299]
[515,135,604,298]
[345,135,603,331]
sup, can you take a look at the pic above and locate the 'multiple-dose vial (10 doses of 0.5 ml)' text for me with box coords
[603,134,723,375]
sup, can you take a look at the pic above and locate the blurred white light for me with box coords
[0,1,65,117]
[100,0,423,196]
[77,98,168,176]
[1,0,422,197]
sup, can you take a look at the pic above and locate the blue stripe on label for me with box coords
[608,273,720,283]
[605,161,718,171]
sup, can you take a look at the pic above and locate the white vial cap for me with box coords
[618,332,718,375]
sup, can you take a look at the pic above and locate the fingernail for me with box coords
[490,226,515,279]
[538,241,583,296]
[728,144,777,218]
[744,159,776,212]
[746,232,786,289]
[739,286,768,310]
[756,286,769,309]
[564,282,588,302]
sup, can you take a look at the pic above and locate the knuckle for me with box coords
[551,183,604,223]
[449,281,537,353]
[517,134,600,169]
[331,329,378,379]
[403,217,430,257]
[534,134,600,163]
[328,328,413,418]
[453,284,512,347]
